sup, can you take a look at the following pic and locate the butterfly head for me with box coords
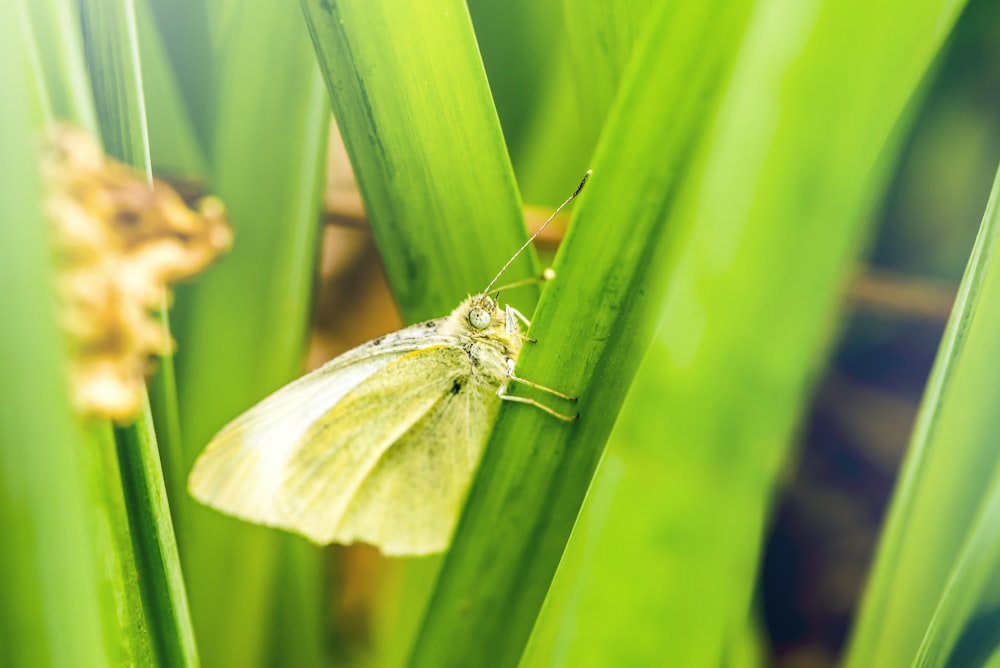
[468,295,497,331]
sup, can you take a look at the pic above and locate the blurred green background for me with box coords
[4,0,1000,666]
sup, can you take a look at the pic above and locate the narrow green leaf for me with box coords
[20,0,99,132]
[114,403,200,668]
[410,2,754,666]
[132,0,208,533]
[466,0,590,205]
[167,2,331,665]
[134,0,208,178]
[147,308,188,543]
[300,1,537,661]
[301,0,537,322]
[79,0,149,166]
[0,13,111,664]
[526,0,967,665]
[559,0,655,151]
[86,422,156,665]
[78,1,201,664]
[916,471,1000,666]
[849,161,1000,667]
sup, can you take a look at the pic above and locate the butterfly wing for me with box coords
[187,322,454,526]
[276,345,502,554]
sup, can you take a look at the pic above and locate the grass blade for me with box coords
[524,0,967,664]
[525,0,966,663]
[300,1,539,661]
[114,405,200,667]
[466,0,590,205]
[409,2,754,665]
[80,0,150,166]
[79,0,200,664]
[915,465,1000,666]
[132,0,207,533]
[86,421,156,664]
[165,2,331,664]
[20,0,99,132]
[848,162,1000,666]
[0,10,112,663]
[301,0,538,322]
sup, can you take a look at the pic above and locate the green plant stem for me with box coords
[167,2,330,665]
[849,163,1000,666]
[114,402,200,668]
[79,0,149,165]
[409,1,754,665]
[20,0,98,132]
[79,0,199,664]
[300,0,538,322]
[0,13,111,664]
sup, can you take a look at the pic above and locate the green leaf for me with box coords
[114,406,200,668]
[0,7,111,663]
[165,1,331,665]
[300,1,538,661]
[409,2,755,666]
[848,162,1000,667]
[525,0,968,665]
[86,422,156,665]
[559,0,655,155]
[19,0,99,132]
[466,0,590,205]
[301,0,537,323]
[79,0,149,165]
[133,0,206,529]
[79,0,202,664]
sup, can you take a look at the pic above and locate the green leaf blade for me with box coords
[409,2,756,665]
[166,2,331,666]
[526,0,970,664]
[848,162,1000,667]
[301,0,537,322]
[0,9,112,664]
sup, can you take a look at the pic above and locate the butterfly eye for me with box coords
[468,307,491,330]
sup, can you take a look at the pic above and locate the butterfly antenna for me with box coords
[481,170,591,299]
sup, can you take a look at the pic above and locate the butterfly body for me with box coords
[188,170,590,556]
[188,294,525,555]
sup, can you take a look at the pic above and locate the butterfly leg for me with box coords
[498,392,578,421]
[508,374,577,402]
[497,359,579,421]
[508,306,532,329]
[506,305,538,343]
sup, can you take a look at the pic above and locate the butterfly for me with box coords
[188,171,589,555]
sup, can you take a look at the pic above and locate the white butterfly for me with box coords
[188,172,589,556]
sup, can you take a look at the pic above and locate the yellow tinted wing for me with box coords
[188,322,453,525]
[277,345,502,554]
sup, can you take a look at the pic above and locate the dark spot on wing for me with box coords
[451,380,462,395]
[425,321,437,329]
[373,337,383,346]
